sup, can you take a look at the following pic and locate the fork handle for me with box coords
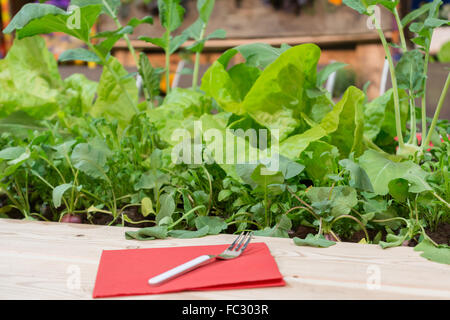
[148,255,216,286]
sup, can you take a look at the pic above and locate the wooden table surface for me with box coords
[0,218,449,300]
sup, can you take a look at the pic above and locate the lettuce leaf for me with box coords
[280,86,365,159]
[146,88,212,145]
[90,57,138,128]
[0,36,62,118]
[202,44,331,141]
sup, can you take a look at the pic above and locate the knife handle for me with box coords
[148,254,215,286]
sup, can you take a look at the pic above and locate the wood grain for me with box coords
[0,219,449,300]
[114,33,392,51]
[104,0,393,40]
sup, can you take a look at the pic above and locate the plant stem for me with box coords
[407,98,417,144]
[421,51,430,141]
[165,32,171,95]
[287,187,315,212]
[393,7,407,52]
[168,205,205,229]
[331,214,370,243]
[422,72,450,149]
[202,166,213,215]
[264,184,269,227]
[102,0,138,66]
[373,217,409,225]
[364,137,385,153]
[432,192,450,209]
[227,219,263,229]
[375,18,404,147]
[192,24,206,90]
[329,230,341,242]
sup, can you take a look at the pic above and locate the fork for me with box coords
[148,231,253,286]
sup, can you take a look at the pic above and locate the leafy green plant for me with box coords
[343,0,450,157]
[182,0,226,90]
[139,0,187,95]
[1,0,449,266]
[3,1,153,116]
[437,41,450,63]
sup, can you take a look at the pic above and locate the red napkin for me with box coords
[93,242,285,298]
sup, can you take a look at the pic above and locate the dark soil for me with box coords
[425,223,450,246]
[82,212,113,226]
[1,195,449,245]
[121,206,154,228]
[343,229,387,243]
[401,223,450,247]
[79,205,154,228]
[289,225,317,239]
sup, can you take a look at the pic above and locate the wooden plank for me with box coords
[114,32,393,51]
[105,0,394,40]
[0,218,449,300]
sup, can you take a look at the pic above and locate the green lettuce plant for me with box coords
[3,1,153,116]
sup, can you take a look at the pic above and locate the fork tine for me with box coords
[238,232,253,252]
[234,231,251,251]
[227,232,244,250]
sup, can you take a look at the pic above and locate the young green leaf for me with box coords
[59,48,101,63]
[71,0,121,17]
[250,164,285,188]
[395,50,425,93]
[371,0,400,13]
[359,150,432,195]
[414,239,450,265]
[3,4,102,42]
[278,155,305,180]
[70,140,112,180]
[197,0,215,22]
[317,62,347,86]
[387,178,409,202]
[306,186,358,217]
[158,0,185,32]
[139,52,162,101]
[127,16,154,27]
[141,197,155,217]
[93,26,136,59]
[0,112,46,138]
[253,215,292,238]
[280,86,365,159]
[218,190,233,202]
[379,228,409,249]
[139,36,168,49]
[301,141,339,184]
[125,226,168,240]
[169,33,189,54]
[293,233,336,248]
[363,88,409,141]
[342,0,367,14]
[339,159,374,192]
[156,193,176,224]
[234,43,291,69]
[168,226,210,238]
[401,2,434,26]
[194,216,227,235]
[52,183,73,208]
[90,57,139,127]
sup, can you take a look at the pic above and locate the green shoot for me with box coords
[183,0,226,90]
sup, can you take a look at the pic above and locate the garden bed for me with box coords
[0,0,449,270]
[1,218,449,300]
